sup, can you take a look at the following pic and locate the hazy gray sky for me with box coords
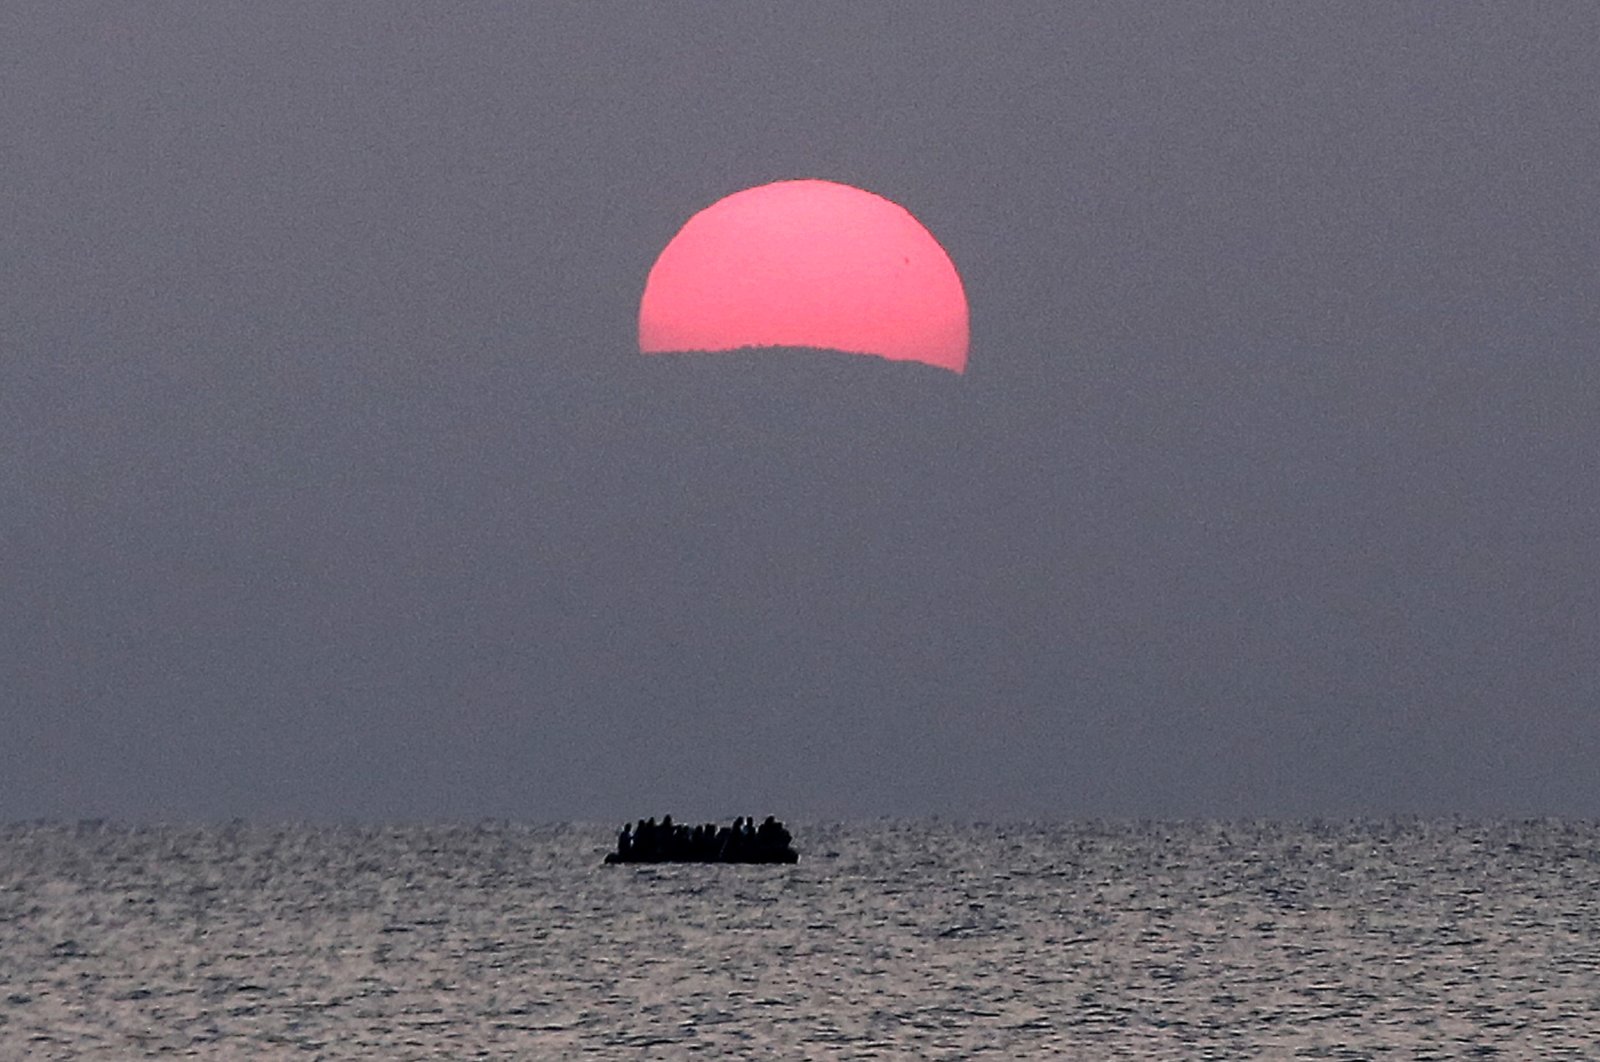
[4,4,1597,821]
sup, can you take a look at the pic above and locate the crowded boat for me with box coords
[604,815,798,864]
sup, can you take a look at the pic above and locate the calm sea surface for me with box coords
[2,820,1597,1058]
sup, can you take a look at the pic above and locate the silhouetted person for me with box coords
[673,823,690,859]
[759,816,791,850]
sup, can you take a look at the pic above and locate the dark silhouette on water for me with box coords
[604,814,798,864]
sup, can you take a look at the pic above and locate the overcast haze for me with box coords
[4,4,1597,821]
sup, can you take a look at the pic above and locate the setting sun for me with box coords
[639,180,969,373]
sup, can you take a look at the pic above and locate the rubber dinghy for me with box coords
[605,815,798,864]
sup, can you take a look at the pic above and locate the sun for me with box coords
[639,180,969,373]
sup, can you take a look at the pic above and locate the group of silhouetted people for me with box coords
[605,814,797,864]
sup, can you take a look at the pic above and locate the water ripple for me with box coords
[2,820,1598,1057]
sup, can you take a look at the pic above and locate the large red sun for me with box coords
[639,180,969,373]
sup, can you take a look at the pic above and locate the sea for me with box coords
[2,819,1597,1058]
